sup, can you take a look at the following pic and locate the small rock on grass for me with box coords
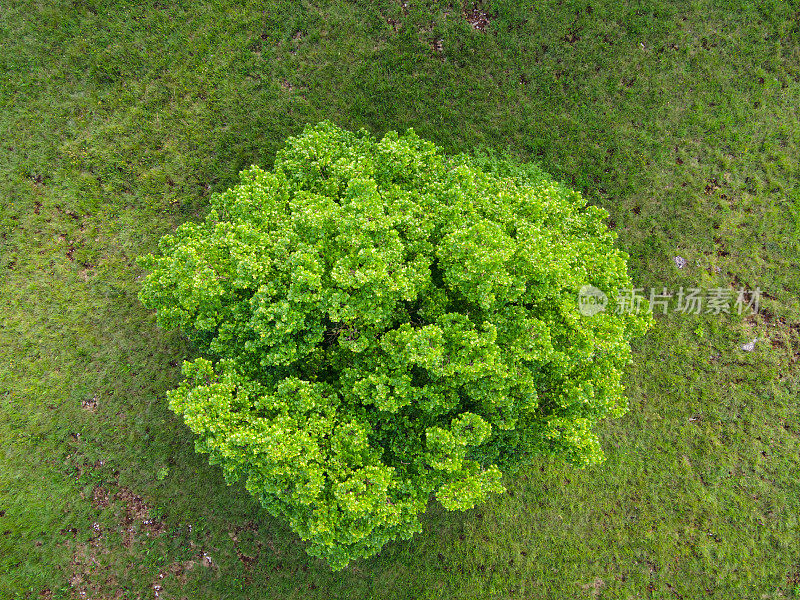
[741,338,758,352]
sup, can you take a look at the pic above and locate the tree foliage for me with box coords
[137,121,652,569]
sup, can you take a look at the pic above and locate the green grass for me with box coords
[1,0,799,597]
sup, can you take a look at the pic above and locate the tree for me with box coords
[137,121,652,570]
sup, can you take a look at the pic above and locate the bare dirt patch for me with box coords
[82,395,98,412]
[115,486,166,547]
[68,541,124,600]
[65,459,177,597]
[464,3,492,32]
[91,486,110,509]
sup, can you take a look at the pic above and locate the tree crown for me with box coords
[138,121,652,569]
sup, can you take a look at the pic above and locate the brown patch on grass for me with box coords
[665,582,683,597]
[167,561,189,585]
[464,3,492,32]
[581,577,605,598]
[92,486,110,509]
[230,521,262,569]
[148,555,214,598]
[68,541,124,599]
[66,465,182,597]
[743,310,800,357]
[82,395,98,412]
[55,205,81,221]
[236,548,258,569]
[416,22,444,58]
[786,565,800,589]
[704,178,721,195]
[115,486,166,546]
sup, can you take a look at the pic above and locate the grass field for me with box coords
[1,0,799,598]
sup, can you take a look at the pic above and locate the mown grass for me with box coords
[1,0,799,598]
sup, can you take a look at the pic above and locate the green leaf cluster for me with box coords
[138,121,652,570]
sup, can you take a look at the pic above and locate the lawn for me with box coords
[1,0,799,598]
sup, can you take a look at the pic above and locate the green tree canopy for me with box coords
[138,121,651,570]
